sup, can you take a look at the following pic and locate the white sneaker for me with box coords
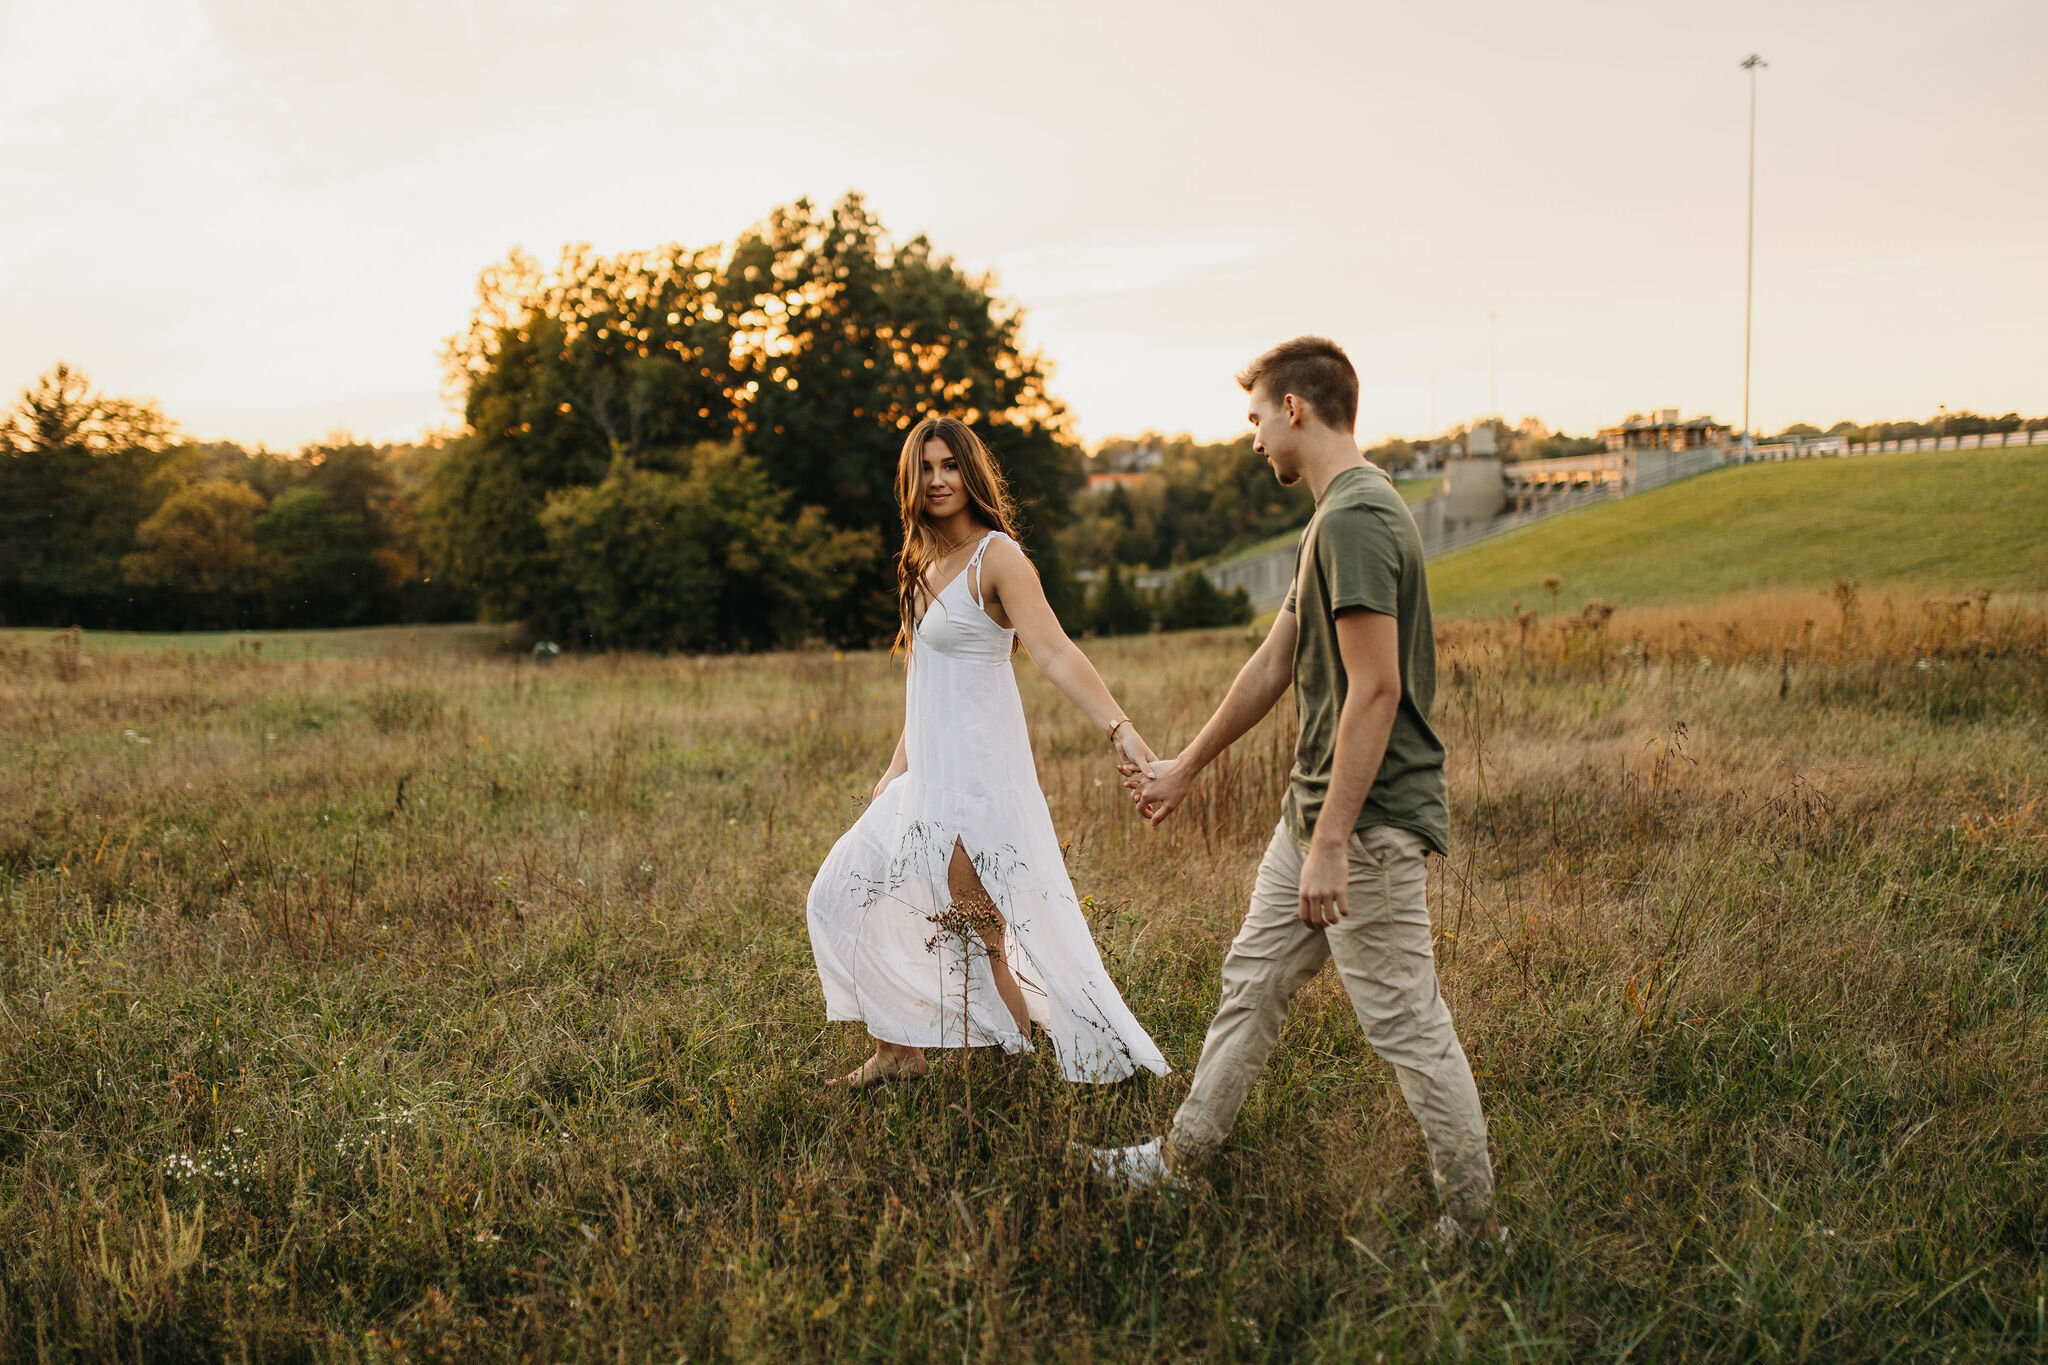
[1434,1214,1512,1254]
[1082,1137,1177,1191]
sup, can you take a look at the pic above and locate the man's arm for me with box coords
[1296,608,1402,926]
[1129,609,1298,825]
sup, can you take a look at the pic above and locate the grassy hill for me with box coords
[1428,447,2048,618]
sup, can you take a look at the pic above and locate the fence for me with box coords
[1848,429,2047,454]
[1750,429,2047,459]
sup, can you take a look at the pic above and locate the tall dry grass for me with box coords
[0,589,2043,1361]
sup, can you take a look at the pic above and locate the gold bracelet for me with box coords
[1107,716,1131,746]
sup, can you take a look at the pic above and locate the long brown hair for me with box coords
[894,416,1021,654]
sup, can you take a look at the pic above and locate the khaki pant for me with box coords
[1168,820,1495,1221]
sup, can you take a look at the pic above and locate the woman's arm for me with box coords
[980,538,1157,769]
[873,726,908,799]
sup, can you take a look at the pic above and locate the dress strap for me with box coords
[966,531,1003,609]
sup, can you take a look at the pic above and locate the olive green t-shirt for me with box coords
[1280,464,1450,854]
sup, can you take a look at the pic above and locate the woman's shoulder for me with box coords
[979,529,1030,566]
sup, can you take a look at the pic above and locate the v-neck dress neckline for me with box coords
[914,530,998,634]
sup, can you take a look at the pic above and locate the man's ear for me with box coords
[1285,394,1304,428]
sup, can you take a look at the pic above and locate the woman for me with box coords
[807,416,1170,1088]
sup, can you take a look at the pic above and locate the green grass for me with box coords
[1393,472,1444,505]
[1428,447,2048,618]
[2,603,2045,1360]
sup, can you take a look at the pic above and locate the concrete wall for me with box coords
[1444,457,1505,531]
[1167,447,1728,614]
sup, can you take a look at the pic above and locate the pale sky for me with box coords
[3,0,2043,452]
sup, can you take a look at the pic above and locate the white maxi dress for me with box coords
[806,531,1169,1083]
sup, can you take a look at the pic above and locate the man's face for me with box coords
[1248,384,1304,485]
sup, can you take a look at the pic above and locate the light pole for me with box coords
[1488,311,1499,423]
[1741,53,1767,456]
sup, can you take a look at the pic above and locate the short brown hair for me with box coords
[1236,336,1358,433]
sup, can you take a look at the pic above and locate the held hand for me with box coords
[1123,755,1193,827]
[1112,724,1157,778]
[1297,841,1350,926]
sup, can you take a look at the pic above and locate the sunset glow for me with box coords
[3,0,2043,450]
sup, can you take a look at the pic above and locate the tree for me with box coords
[446,243,738,476]
[426,194,1086,644]
[255,488,386,628]
[1084,563,1152,637]
[428,242,738,619]
[0,365,177,626]
[1526,431,1604,461]
[1062,434,1311,572]
[722,195,1078,540]
[419,433,559,623]
[1365,437,1418,472]
[540,444,878,651]
[121,479,267,625]
[1157,569,1252,632]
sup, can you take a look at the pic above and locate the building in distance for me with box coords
[1601,409,1732,453]
[1085,440,1163,492]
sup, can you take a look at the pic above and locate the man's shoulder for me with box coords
[1313,474,1410,549]
[1339,465,1411,515]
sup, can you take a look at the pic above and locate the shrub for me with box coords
[1083,562,1151,636]
[539,444,877,651]
[1157,569,1252,632]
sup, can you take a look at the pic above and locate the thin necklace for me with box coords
[932,528,973,557]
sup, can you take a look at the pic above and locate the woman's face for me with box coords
[920,439,967,521]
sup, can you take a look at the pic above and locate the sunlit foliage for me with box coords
[429,193,1083,645]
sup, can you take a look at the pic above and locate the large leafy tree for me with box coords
[427,195,1086,642]
[445,243,737,480]
[0,365,177,627]
[121,479,267,626]
[722,195,1079,542]
[426,243,737,621]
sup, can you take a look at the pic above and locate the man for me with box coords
[1092,336,1502,1247]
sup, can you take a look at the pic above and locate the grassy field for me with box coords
[0,622,524,661]
[1427,447,2048,619]
[3,594,2046,1361]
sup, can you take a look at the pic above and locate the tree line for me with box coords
[1776,412,2047,444]
[1,195,1085,649]
[6,186,2041,649]
[0,365,461,632]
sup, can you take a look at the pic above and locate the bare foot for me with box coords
[828,1049,927,1089]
